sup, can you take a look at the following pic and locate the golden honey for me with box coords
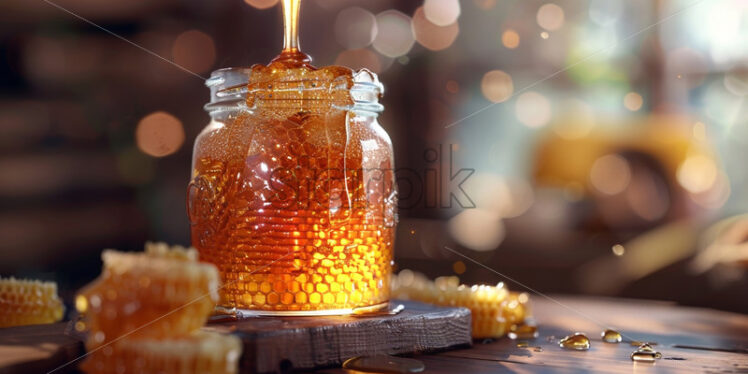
[76,243,220,348]
[188,0,395,315]
[0,277,64,328]
[391,270,530,338]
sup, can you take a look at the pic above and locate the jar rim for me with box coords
[204,67,383,116]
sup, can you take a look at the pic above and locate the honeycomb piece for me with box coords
[391,270,530,338]
[81,331,241,374]
[0,277,64,328]
[76,243,220,348]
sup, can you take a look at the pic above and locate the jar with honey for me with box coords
[187,0,397,315]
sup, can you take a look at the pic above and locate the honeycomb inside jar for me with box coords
[188,62,396,314]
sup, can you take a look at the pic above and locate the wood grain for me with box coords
[205,301,472,373]
[2,296,747,374]
[322,296,748,374]
[0,322,83,374]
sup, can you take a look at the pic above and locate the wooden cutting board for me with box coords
[0,300,472,374]
[206,301,472,373]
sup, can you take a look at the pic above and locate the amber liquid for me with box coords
[188,107,396,313]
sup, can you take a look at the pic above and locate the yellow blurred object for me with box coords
[0,277,64,328]
[533,114,723,204]
[80,330,242,374]
[391,270,529,338]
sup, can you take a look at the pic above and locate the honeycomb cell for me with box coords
[76,243,219,348]
[0,277,64,328]
[309,293,321,304]
[391,270,530,338]
[81,331,241,374]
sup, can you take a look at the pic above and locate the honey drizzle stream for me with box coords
[273,0,311,65]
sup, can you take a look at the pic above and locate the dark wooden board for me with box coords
[205,301,472,373]
[0,322,83,374]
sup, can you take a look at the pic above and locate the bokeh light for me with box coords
[502,29,520,49]
[452,260,466,274]
[677,154,718,194]
[448,209,505,252]
[423,0,461,27]
[515,91,551,128]
[536,3,565,31]
[172,30,216,74]
[334,49,381,74]
[334,7,377,49]
[589,154,631,195]
[623,92,643,111]
[412,7,460,52]
[243,0,279,9]
[135,111,185,157]
[480,70,513,103]
[372,10,415,58]
[474,0,496,10]
[612,244,625,256]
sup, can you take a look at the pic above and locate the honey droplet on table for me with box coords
[629,340,657,346]
[559,333,590,351]
[601,329,622,343]
[631,344,662,363]
[343,355,425,373]
[509,323,539,340]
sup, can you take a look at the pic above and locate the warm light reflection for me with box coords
[473,0,497,10]
[244,0,279,9]
[677,154,718,194]
[623,92,643,111]
[452,261,466,274]
[515,92,551,128]
[612,244,625,256]
[412,7,460,51]
[335,7,377,49]
[423,0,461,27]
[537,3,565,31]
[589,154,631,195]
[372,10,415,58]
[480,70,513,103]
[448,209,505,252]
[334,49,382,73]
[135,111,185,157]
[172,30,216,74]
[502,29,520,49]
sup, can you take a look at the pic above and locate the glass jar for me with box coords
[187,63,397,315]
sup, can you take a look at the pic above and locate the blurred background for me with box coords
[1,0,747,312]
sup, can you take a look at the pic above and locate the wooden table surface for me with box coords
[321,296,748,374]
[1,296,747,373]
